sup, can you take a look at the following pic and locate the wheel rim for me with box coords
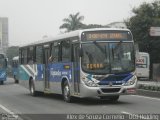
[64,85,70,100]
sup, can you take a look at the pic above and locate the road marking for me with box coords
[131,95,160,101]
[0,104,15,114]
[0,104,20,119]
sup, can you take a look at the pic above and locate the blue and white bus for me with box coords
[18,28,137,102]
[0,53,7,85]
[12,56,19,83]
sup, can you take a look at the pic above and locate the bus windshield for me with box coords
[81,42,135,74]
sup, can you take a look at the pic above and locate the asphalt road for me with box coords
[0,78,160,120]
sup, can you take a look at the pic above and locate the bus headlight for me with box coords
[123,75,136,86]
[82,77,99,87]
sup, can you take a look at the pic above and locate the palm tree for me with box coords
[60,12,84,32]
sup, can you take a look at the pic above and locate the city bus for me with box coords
[18,28,137,102]
[12,56,19,83]
[0,53,7,85]
[136,52,150,80]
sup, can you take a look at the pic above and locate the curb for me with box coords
[137,89,160,98]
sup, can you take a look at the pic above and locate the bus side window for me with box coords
[21,49,24,64]
[21,49,27,64]
[51,42,59,63]
[61,40,71,62]
[36,46,43,64]
[27,47,34,64]
[19,49,22,64]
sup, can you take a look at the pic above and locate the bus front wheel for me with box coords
[62,81,73,103]
[14,75,19,84]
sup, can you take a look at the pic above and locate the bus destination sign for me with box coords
[82,32,130,41]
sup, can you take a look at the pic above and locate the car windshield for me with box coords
[81,42,135,74]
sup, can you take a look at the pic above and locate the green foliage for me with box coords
[59,12,107,32]
[144,85,149,90]
[125,1,160,64]
[138,84,160,91]
[60,12,84,32]
[155,86,159,91]
[151,86,155,91]
[138,84,143,89]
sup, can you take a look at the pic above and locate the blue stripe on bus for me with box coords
[19,64,44,81]
[0,68,7,80]
[19,63,73,82]
[48,63,72,82]
[98,73,133,85]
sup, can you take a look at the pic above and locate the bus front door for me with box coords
[44,48,50,90]
[73,43,80,94]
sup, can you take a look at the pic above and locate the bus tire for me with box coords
[29,80,38,96]
[14,75,18,84]
[15,80,19,84]
[62,81,73,103]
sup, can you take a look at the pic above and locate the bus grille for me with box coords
[98,74,133,85]
[101,88,121,93]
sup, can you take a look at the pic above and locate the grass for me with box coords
[138,84,160,91]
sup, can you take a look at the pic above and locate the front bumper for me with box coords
[78,82,137,98]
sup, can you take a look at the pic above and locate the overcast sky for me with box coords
[0,0,154,46]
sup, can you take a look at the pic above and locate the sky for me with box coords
[0,0,155,46]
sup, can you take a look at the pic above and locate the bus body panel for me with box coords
[48,62,72,94]
[0,53,7,82]
[18,63,73,94]
[0,68,7,81]
[18,64,44,90]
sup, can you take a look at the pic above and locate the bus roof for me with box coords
[20,28,131,48]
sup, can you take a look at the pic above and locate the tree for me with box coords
[60,12,84,32]
[125,0,160,78]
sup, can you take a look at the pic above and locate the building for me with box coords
[0,17,8,54]
[106,22,127,29]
